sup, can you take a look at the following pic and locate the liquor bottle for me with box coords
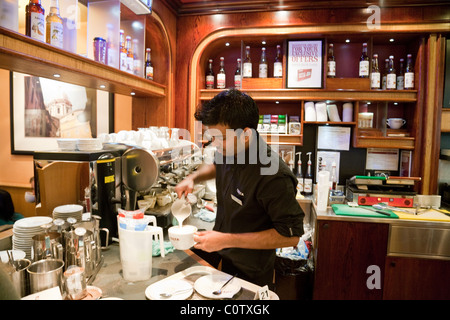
[205,59,214,89]
[330,161,337,191]
[359,43,369,78]
[119,30,127,71]
[26,0,45,42]
[397,58,405,90]
[132,39,140,76]
[304,152,313,196]
[234,58,242,89]
[273,45,283,78]
[125,36,133,74]
[404,54,414,89]
[46,0,63,48]
[259,47,268,78]
[243,46,252,78]
[382,58,389,90]
[370,53,380,89]
[386,55,396,90]
[145,48,154,80]
[327,43,336,78]
[296,152,304,197]
[106,25,115,67]
[217,57,226,89]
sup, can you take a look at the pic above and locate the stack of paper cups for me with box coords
[317,171,330,212]
[315,102,328,121]
[327,104,341,122]
[304,102,316,121]
[342,103,353,122]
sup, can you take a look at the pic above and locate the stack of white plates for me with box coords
[52,204,83,222]
[12,216,53,259]
[56,138,78,151]
[77,138,103,151]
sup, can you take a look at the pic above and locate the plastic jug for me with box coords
[118,215,165,282]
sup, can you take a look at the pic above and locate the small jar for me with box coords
[93,37,106,64]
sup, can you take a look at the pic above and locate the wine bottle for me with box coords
[243,46,252,78]
[370,53,380,89]
[26,0,45,42]
[217,57,226,89]
[404,54,414,89]
[259,47,268,78]
[46,0,63,48]
[359,43,369,78]
[382,58,389,90]
[125,36,133,74]
[206,59,214,89]
[397,58,404,90]
[327,43,336,78]
[119,30,127,71]
[386,55,396,90]
[273,45,282,78]
[234,58,242,89]
[145,48,154,80]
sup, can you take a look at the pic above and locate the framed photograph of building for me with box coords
[286,40,323,88]
[10,72,113,154]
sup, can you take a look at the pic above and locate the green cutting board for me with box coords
[332,204,399,219]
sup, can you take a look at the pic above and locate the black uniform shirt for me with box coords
[213,132,304,286]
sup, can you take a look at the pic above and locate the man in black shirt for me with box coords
[175,88,304,287]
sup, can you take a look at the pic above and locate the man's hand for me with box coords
[174,176,194,198]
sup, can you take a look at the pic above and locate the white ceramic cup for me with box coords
[168,225,197,250]
[386,118,406,129]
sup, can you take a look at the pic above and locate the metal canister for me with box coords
[93,37,106,64]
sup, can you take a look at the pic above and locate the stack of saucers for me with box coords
[12,216,53,260]
[77,139,103,151]
[52,204,83,222]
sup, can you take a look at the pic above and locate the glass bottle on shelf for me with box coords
[397,58,405,90]
[132,39,140,76]
[26,0,45,42]
[259,47,268,78]
[205,59,214,89]
[234,58,242,89]
[46,0,63,48]
[119,30,127,71]
[327,43,336,78]
[243,46,252,78]
[382,58,389,90]
[386,55,396,90]
[217,57,226,89]
[404,54,414,89]
[370,53,380,89]
[125,36,133,74]
[145,48,154,80]
[359,43,369,78]
[274,45,283,78]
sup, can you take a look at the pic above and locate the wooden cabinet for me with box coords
[313,220,389,300]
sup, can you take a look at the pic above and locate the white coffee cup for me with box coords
[168,225,197,250]
[386,118,406,129]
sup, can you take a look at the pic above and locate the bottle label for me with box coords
[359,61,369,77]
[327,61,336,76]
[30,12,45,41]
[243,62,252,77]
[146,66,154,80]
[49,21,63,48]
[126,57,134,74]
[297,178,304,193]
[382,75,387,90]
[304,178,312,193]
[274,62,282,78]
[396,75,404,90]
[259,64,268,78]
[206,75,214,89]
[370,72,380,89]
[387,73,396,89]
[217,73,226,89]
[120,52,127,70]
[405,72,414,89]
[234,75,241,89]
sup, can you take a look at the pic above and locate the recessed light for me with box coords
[53,73,61,78]
[275,101,280,104]
[262,41,266,45]
[367,102,371,105]
[345,39,350,43]
[394,102,398,105]
[131,92,135,96]
[99,85,106,89]
[389,38,395,42]
[225,42,230,46]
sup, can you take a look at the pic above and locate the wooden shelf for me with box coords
[354,135,415,150]
[259,133,302,145]
[304,121,356,125]
[0,27,166,98]
[200,88,417,102]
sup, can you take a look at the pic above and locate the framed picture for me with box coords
[286,39,323,88]
[10,71,113,155]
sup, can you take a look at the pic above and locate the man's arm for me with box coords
[193,229,299,253]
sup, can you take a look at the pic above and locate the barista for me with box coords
[175,88,304,287]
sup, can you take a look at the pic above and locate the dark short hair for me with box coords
[194,88,259,130]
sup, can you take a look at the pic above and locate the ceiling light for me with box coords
[225,42,230,46]
[99,85,106,89]
[53,74,61,78]
[389,38,395,42]
[345,39,350,43]
[131,92,136,96]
